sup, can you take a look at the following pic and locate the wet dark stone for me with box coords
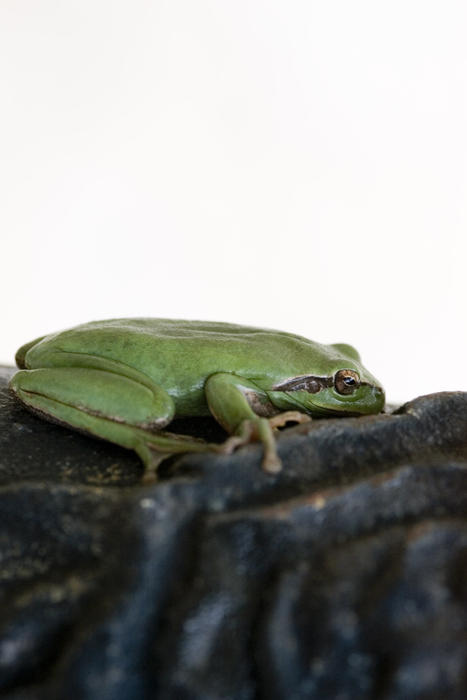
[1,364,467,699]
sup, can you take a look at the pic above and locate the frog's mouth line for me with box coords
[304,403,368,418]
[290,397,364,418]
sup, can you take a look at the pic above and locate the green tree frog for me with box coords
[9,319,385,480]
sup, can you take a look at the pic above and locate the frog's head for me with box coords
[266,342,385,417]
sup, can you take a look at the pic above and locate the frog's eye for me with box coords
[334,369,360,395]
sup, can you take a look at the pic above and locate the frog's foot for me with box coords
[220,420,256,457]
[219,418,280,474]
[220,411,312,474]
[136,431,220,484]
[268,410,312,429]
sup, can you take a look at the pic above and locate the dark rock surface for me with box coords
[1,364,467,699]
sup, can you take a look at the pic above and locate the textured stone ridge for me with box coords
[1,365,467,699]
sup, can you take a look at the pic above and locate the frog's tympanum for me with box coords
[10,319,385,480]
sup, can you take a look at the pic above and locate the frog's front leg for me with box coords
[205,373,311,474]
[9,367,216,482]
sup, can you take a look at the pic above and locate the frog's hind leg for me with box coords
[14,336,48,368]
[9,367,215,481]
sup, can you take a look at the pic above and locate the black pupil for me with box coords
[344,376,355,385]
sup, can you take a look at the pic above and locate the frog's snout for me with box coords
[372,385,385,410]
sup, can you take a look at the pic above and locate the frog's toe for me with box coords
[261,450,282,474]
[269,411,312,429]
[219,421,256,455]
[218,418,284,474]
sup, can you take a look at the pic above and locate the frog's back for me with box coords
[23,317,321,384]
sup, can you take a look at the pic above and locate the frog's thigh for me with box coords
[10,367,175,451]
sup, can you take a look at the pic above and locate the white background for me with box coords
[1,1,466,403]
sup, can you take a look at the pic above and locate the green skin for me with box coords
[9,318,385,480]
